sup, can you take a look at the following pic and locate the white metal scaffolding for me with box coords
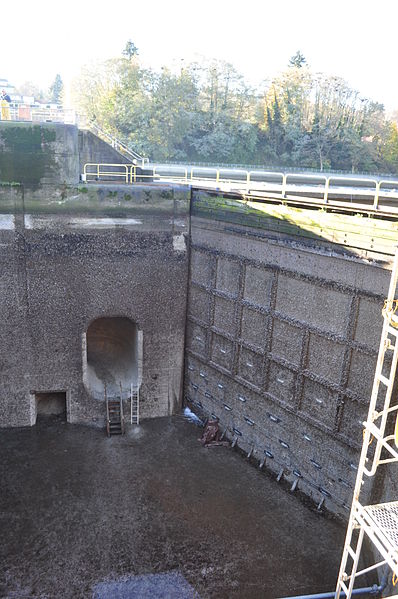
[335,248,398,598]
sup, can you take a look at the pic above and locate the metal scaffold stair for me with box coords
[335,247,398,599]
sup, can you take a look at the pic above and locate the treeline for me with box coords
[72,47,398,173]
[15,74,64,104]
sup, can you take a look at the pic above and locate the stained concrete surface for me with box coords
[0,416,346,599]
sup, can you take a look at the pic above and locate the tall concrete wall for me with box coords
[0,122,79,187]
[0,182,190,427]
[184,190,398,518]
[0,123,135,190]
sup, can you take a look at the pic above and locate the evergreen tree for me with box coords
[49,74,63,104]
[289,51,307,69]
[123,40,139,59]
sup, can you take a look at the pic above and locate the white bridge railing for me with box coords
[0,103,77,124]
[82,162,398,214]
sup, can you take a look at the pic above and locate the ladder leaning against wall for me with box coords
[130,383,140,426]
[335,247,398,598]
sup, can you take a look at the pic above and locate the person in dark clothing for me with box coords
[1,89,11,103]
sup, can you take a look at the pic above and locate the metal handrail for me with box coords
[83,163,130,183]
[0,103,76,124]
[153,165,188,182]
[375,180,398,210]
[89,122,147,166]
[81,162,398,215]
[190,166,219,182]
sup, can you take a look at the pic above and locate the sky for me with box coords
[2,0,397,112]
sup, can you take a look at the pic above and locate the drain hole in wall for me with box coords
[35,392,66,424]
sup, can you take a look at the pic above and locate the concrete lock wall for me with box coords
[184,190,398,518]
[2,122,398,519]
[0,122,80,187]
[0,181,190,427]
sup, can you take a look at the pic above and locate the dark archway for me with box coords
[83,317,141,399]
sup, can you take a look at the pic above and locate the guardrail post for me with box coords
[125,165,128,183]
[282,174,287,197]
[324,178,330,204]
[216,170,220,183]
[184,168,188,183]
[374,181,380,210]
[97,164,100,181]
[246,171,250,186]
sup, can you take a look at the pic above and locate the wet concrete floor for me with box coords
[0,416,346,598]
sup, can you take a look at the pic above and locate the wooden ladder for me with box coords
[105,384,125,437]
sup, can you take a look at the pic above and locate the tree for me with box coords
[289,51,307,69]
[15,81,47,102]
[49,74,64,104]
[261,67,311,164]
[123,40,139,60]
[71,59,121,130]
[71,51,395,172]
[379,122,398,173]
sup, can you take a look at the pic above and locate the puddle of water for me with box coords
[173,233,186,251]
[24,215,143,229]
[69,218,143,228]
[0,215,14,230]
[92,571,200,599]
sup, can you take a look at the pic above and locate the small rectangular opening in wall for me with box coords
[35,392,67,423]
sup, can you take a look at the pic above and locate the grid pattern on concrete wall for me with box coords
[185,244,385,515]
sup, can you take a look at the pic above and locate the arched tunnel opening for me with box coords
[84,317,141,399]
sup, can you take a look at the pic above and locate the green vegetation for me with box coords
[49,74,64,104]
[15,74,64,105]
[72,47,398,174]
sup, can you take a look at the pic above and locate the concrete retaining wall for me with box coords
[78,130,132,173]
[0,183,190,428]
[0,122,79,187]
[184,190,398,517]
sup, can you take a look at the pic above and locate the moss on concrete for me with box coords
[0,123,56,189]
[192,190,398,256]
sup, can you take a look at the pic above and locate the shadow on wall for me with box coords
[83,317,142,399]
[191,190,398,259]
